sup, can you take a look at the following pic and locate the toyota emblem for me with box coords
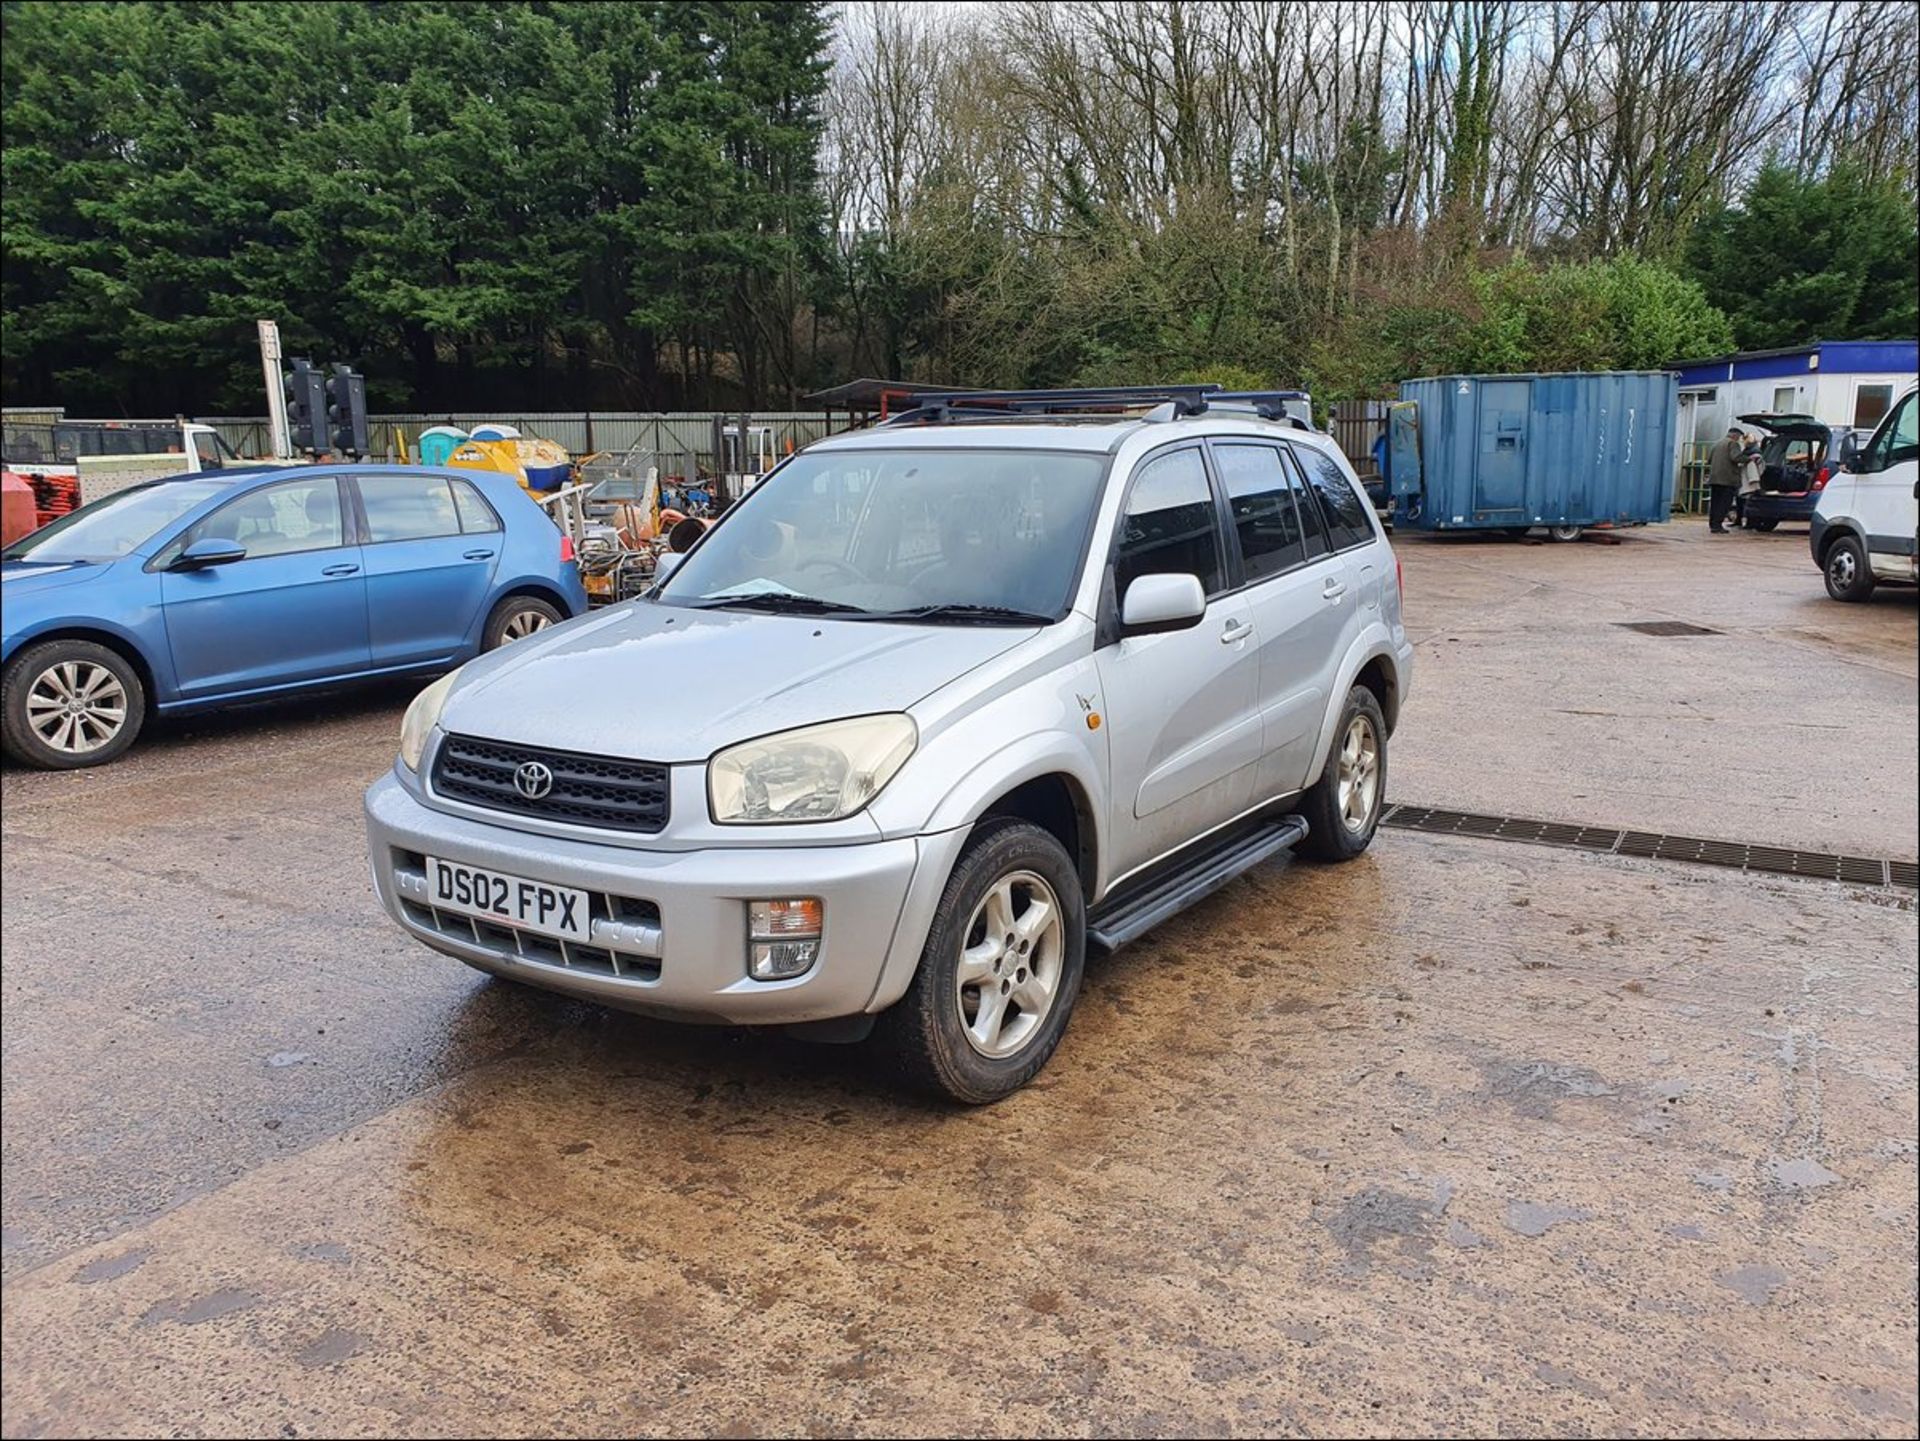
[514,760,554,800]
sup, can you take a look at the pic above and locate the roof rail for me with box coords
[881,385,1221,426]
[1208,391,1314,424]
[875,383,1319,428]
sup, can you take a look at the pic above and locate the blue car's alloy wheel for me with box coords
[2,640,147,769]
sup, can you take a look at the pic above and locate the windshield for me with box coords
[2,479,230,564]
[656,447,1107,622]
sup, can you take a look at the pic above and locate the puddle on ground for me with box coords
[1717,1265,1788,1306]
[1767,1157,1842,1190]
[1505,1201,1592,1237]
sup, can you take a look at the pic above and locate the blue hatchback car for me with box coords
[1,463,588,768]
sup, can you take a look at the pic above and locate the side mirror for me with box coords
[170,537,246,571]
[653,551,685,581]
[1121,573,1206,635]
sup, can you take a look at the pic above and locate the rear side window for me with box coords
[1114,447,1223,598]
[359,474,460,542]
[1282,449,1330,559]
[450,478,502,533]
[1297,448,1375,551]
[1213,442,1306,582]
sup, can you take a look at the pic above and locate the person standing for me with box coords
[1735,429,1763,529]
[1705,425,1744,533]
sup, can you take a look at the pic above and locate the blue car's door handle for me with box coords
[463,549,495,561]
[321,563,360,577]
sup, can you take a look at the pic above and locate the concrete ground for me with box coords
[1391,515,1918,859]
[2,517,1915,1438]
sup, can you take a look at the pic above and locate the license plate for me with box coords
[426,857,591,943]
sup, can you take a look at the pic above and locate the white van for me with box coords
[1812,385,1919,601]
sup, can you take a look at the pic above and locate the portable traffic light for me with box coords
[284,358,325,453]
[326,364,368,457]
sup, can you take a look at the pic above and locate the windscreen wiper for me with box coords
[882,603,1054,625]
[694,591,868,616]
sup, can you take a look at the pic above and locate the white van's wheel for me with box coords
[1823,535,1876,602]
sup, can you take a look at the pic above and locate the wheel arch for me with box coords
[977,771,1099,902]
[487,579,575,620]
[1814,519,1861,565]
[4,626,162,714]
[1353,653,1402,735]
[1304,633,1404,784]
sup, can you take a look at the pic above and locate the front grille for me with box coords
[432,733,670,833]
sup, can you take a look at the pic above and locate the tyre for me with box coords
[2,639,146,769]
[1547,524,1584,542]
[1298,685,1388,862]
[1750,518,1779,533]
[874,818,1086,1104]
[482,594,563,650]
[1823,534,1876,602]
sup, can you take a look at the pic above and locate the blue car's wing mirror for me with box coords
[170,537,247,570]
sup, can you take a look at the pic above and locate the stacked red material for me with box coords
[26,471,80,530]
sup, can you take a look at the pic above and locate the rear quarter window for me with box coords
[1297,448,1376,550]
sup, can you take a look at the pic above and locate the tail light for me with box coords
[559,533,576,563]
[1811,465,1831,491]
[1396,555,1403,596]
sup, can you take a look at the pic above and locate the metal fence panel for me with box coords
[1329,400,1389,471]
[196,411,849,471]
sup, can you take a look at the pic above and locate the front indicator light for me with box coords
[748,898,823,980]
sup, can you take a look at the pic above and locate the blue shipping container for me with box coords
[1387,372,1676,534]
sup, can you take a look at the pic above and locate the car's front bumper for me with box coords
[365,772,967,1025]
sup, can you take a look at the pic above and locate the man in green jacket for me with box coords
[1705,425,1747,534]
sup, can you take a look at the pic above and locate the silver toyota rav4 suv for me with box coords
[366,387,1413,1102]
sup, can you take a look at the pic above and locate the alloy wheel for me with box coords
[501,609,553,642]
[1336,713,1381,833]
[954,869,1066,1059]
[25,661,128,756]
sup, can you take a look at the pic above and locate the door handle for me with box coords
[1322,577,1347,600]
[1220,619,1253,645]
[321,563,360,577]
[463,549,496,561]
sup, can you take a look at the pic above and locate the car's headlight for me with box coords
[709,714,916,824]
[398,669,461,772]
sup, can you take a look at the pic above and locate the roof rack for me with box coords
[879,384,1317,428]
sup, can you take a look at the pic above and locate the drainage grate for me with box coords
[1381,804,1914,890]
[1615,620,1722,637]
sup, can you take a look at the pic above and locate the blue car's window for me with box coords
[360,474,461,543]
[450,478,502,534]
[184,478,344,560]
[2,479,229,563]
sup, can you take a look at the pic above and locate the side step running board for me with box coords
[1087,815,1309,951]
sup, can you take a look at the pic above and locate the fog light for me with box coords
[747,898,822,980]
